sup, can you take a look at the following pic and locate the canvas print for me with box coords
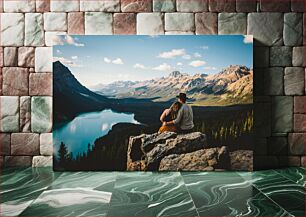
[53,35,254,171]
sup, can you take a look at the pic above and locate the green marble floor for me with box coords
[0,167,305,216]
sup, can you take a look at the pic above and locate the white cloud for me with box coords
[194,52,202,58]
[56,49,62,54]
[200,46,209,50]
[53,35,85,47]
[158,49,185,59]
[71,56,78,60]
[182,54,191,60]
[104,57,111,63]
[134,63,146,69]
[189,60,206,67]
[153,63,172,71]
[204,66,218,71]
[177,62,183,66]
[244,35,253,44]
[104,57,124,65]
[53,56,83,68]
[112,58,124,65]
[65,35,84,47]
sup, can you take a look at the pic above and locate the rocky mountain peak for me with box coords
[169,71,182,77]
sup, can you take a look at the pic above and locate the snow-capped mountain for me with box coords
[92,65,253,106]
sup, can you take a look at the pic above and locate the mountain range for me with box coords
[53,61,111,122]
[91,65,253,106]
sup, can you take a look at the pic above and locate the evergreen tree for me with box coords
[58,142,69,167]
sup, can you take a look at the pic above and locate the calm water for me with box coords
[53,109,139,157]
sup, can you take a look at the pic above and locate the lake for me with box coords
[53,109,140,157]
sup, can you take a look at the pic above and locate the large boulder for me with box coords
[229,150,253,171]
[159,146,230,171]
[127,132,233,171]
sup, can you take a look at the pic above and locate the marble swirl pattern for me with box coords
[242,169,305,217]
[19,171,116,216]
[0,167,305,216]
[0,167,60,216]
[107,172,199,216]
[182,172,291,217]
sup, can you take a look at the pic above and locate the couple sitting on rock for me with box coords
[159,93,194,134]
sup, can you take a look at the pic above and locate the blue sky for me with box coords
[54,35,253,87]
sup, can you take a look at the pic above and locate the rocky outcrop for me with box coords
[230,150,253,171]
[127,132,232,171]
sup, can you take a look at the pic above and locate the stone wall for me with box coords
[0,0,305,169]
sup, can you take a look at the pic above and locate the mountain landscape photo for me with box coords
[53,35,254,171]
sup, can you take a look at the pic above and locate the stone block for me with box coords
[301,156,306,167]
[0,133,10,155]
[236,0,256,12]
[31,97,52,133]
[264,67,284,95]
[29,73,52,96]
[85,12,113,34]
[288,133,305,155]
[260,0,290,12]
[0,47,3,67]
[4,156,32,167]
[20,96,31,132]
[40,133,53,155]
[272,96,293,133]
[218,13,247,35]
[50,0,79,11]
[0,96,19,132]
[4,47,18,66]
[247,13,283,46]
[35,47,53,73]
[44,12,67,31]
[294,114,306,132]
[3,0,35,12]
[11,133,39,155]
[45,32,67,46]
[195,12,217,34]
[25,13,44,46]
[114,13,136,35]
[165,13,195,31]
[268,137,288,156]
[291,0,305,12]
[2,67,29,96]
[36,0,50,12]
[208,0,235,12]
[270,46,292,67]
[284,67,305,95]
[284,13,303,46]
[294,96,305,113]
[254,47,269,67]
[292,46,305,67]
[278,156,301,167]
[165,31,195,35]
[153,0,175,12]
[32,156,52,167]
[80,0,120,12]
[304,14,306,46]
[0,13,24,46]
[121,0,152,12]
[68,12,85,35]
[0,68,2,95]
[177,0,208,12]
[137,13,164,35]
[18,47,35,67]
